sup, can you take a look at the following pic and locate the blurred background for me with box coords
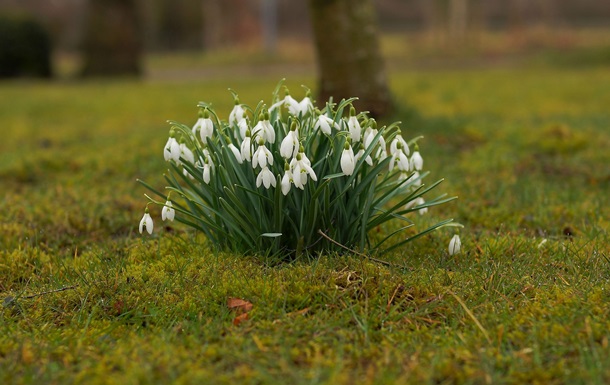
[1,0,610,81]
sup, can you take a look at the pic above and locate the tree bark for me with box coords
[81,0,142,77]
[308,0,393,118]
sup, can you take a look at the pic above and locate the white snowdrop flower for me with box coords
[192,109,214,144]
[390,150,410,172]
[389,135,411,172]
[448,234,461,256]
[405,197,427,215]
[164,131,181,162]
[314,114,337,136]
[290,151,317,190]
[202,161,212,184]
[256,166,277,189]
[269,99,285,112]
[240,131,253,162]
[355,143,373,166]
[252,141,274,169]
[295,95,313,116]
[202,148,213,165]
[363,119,384,151]
[362,128,374,148]
[280,123,300,159]
[281,164,292,195]
[397,151,410,171]
[347,107,362,143]
[407,171,422,187]
[196,149,214,184]
[375,146,388,162]
[229,101,245,126]
[179,142,195,165]
[283,93,299,115]
[390,134,410,157]
[139,208,153,234]
[340,142,356,176]
[362,119,376,148]
[161,200,175,221]
[251,112,275,144]
[237,117,249,140]
[410,149,423,171]
[228,143,243,164]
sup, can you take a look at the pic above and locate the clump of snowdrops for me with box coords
[138,82,459,260]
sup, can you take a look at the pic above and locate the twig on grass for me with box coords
[317,229,406,268]
[22,285,80,299]
[3,285,80,307]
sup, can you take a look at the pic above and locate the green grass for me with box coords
[1,58,610,384]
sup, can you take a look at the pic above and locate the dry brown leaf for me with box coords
[227,297,253,313]
[232,312,249,326]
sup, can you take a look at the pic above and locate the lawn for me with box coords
[1,55,610,384]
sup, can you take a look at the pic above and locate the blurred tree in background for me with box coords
[308,0,393,117]
[81,0,142,77]
[2,0,610,81]
[0,13,52,78]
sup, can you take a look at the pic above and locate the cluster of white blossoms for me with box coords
[139,85,461,256]
[144,89,427,228]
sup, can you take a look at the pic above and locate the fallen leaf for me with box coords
[233,312,249,326]
[227,297,253,312]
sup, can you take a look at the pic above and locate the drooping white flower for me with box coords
[240,131,253,162]
[290,151,317,190]
[256,166,277,189]
[362,119,379,147]
[179,142,195,165]
[162,200,175,221]
[390,150,410,172]
[280,123,299,159]
[139,209,153,234]
[375,146,388,162]
[237,117,249,140]
[314,114,337,136]
[228,143,243,164]
[164,131,181,162]
[355,143,373,166]
[448,234,461,255]
[390,134,410,157]
[252,141,274,169]
[229,101,245,126]
[405,197,427,215]
[281,93,299,114]
[281,165,292,195]
[192,109,214,144]
[197,150,214,183]
[389,134,410,172]
[410,149,423,171]
[295,96,313,116]
[202,162,212,184]
[347,107,362,143]
[407,171,422,187]
[251,112,275,144]
[340,142,356,176]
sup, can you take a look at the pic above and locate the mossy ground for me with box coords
[1,44,610,384]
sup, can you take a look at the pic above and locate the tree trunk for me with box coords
[308,0,393,118]
[81,0,142,77]
[449,0,468,42]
